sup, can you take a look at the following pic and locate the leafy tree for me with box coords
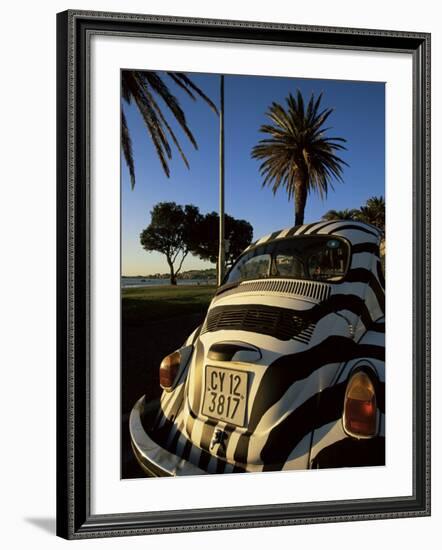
[252,90,348,226]
[122,71,218,188]
[322,208,360,221]
[321,196,385,235]
[356,196,385,234]
[140,202,202,285]
[191,212,253,267]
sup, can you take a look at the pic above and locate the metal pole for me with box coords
[217,74,225,286]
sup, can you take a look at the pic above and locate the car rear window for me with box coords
[225,236,350,284]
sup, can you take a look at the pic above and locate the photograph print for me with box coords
[121,69,386,479]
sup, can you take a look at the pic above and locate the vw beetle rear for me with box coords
[130,220,385,475]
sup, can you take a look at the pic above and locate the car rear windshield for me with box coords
[225,236,350,284]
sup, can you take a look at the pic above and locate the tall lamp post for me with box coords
[217,74,225,286]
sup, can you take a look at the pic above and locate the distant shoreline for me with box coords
[121,277,216,289]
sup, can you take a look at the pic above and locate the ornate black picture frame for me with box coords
[56,9,430,539]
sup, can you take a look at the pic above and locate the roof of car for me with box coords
[243,220,382,254]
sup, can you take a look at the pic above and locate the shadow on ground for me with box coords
[121,286,214,478]
[25,517,56,535]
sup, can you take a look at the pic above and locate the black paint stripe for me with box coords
[234,336,384,465]
[260,378,385,469]
[377,259,385,288]
[233,431,250,465]
[343,266,380,284]
[370,322,385,333]
[199,418,218,451]
[169,421,183,455]
[269,230,283,241]
[188,339,205,416]
[312,436,385,468]
[215,425,235,460]
[260,382,347,468]
[197,450,212,471]
[150,409,175,444]
[165,389,186,421]
[324,223,380,238]
[216,458,226,474]
[232,464,246,473]
[352,242,380,255]
[249,335,384,433]
[286,226,301,237]
[181,438,192,462]
[340,268,385,313]
[191,324,202,344]
[208,342,259,362]
[303,293,375,328]
[297,222,320,235]
[153,408,165,431]
[310,220,343,234]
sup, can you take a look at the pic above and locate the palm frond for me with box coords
[121,70,218,186]
[167,72,219,115]
[322,208,360,221]
[121,110,135,189]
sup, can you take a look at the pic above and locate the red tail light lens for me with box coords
[343,371,377,438]
[159,351,181,391]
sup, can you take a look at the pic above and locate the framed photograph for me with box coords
[56,10,431,539]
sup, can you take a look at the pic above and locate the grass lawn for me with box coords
[121,284,217,477]
[122,285,216,323]
[121,284,216,412]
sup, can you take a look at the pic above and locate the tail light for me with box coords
[159,351,181,391]
[343,371,377,438]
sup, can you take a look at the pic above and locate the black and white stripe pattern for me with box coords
[147,221,385,474]
[242,220,382,255]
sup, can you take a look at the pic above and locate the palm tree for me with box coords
[252,90,348,226]
[121,71,218,188]
[322,208,360,221]
[356,196,385,234]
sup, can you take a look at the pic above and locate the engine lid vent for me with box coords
[201,304,316,343]
[217,278,331,303]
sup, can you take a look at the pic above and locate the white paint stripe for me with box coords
[331,281,368,298]
[249,362,343,462]
[310,420,346,459]
[318,225,379,244]
[190,416,204,448]
[256,233,273,245]
[282,433,311,470]
[336,358,385,383]
[162,382,185,419]
[350,252,377,270]
[275,228,291,239]
[302,221,335,234]
[175,432,187,457]
[225,429,242,463]
[360,330,385,347]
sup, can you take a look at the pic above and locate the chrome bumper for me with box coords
[129,396,206,477]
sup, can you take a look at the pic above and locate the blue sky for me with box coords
[121,72,385,276]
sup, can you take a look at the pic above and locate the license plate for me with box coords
[202,366,248,427]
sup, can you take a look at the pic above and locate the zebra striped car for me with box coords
[130,220,385,476]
